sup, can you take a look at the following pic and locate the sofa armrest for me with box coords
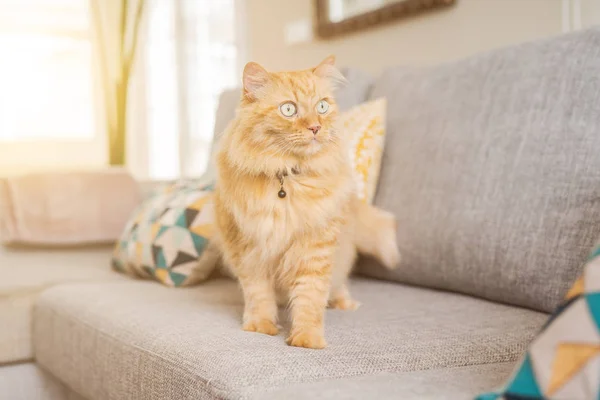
[0,168,142,246]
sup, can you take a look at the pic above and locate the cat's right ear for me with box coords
[243,62,270,100]
[313,55,347,87]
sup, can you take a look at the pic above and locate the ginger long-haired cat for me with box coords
[213,56,400,349]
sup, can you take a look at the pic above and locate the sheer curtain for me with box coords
[140,0,241,181]
[89,0,146,166]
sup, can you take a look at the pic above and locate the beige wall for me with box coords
[582,0,600,27]
[246,0,577,75]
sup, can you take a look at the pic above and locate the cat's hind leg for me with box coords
[328,283,361,310]
[328,229,360,311]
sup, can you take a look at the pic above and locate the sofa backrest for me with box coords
[357,27,600,313]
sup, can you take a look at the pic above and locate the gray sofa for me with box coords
[3,26,600,400]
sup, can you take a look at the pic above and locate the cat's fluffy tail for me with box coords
[353,200,401,270]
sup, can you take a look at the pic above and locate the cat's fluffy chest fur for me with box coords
[215,147,355,264]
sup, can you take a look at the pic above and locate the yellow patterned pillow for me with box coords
[340,97,387,204]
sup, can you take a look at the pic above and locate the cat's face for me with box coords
[240,56,345,158]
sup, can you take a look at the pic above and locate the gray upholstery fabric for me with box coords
[34,278,545,400]
[335,67,373,112]
[248,362,516,400]
[359,27,600,313]
[0,363,85,400]
[203,67,373,183]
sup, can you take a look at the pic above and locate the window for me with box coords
[0,0,241,176]
[0,0,102,174]
[0,0,94,141]
[144,0,240,180]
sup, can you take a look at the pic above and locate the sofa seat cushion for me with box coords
[246,362,516,400]
[0,245,123,364]
[34,278,547,400]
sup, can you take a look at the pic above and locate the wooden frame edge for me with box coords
[315,0,457,39]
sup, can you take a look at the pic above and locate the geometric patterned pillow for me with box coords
[111,179,216,287]
[476,244,600,400]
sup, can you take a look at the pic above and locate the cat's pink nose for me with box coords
[308,125,321,135]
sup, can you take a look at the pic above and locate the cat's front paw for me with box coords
[243,319,279,336]
[286,328,327,349]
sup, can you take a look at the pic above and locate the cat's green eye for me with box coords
[280,102,297,117]
[316,99,330,114]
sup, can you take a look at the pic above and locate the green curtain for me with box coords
[90,0,145,166]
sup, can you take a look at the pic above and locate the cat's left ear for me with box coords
[313,55,347,86]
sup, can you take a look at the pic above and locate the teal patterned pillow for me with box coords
[477,244,600,400]
[112,180,217,287]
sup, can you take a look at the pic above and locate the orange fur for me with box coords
[213,56,400,349]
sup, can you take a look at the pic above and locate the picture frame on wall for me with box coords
[315,0,457,38]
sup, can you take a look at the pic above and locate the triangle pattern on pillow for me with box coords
[476,243,600,400]
[111,180,216,287]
